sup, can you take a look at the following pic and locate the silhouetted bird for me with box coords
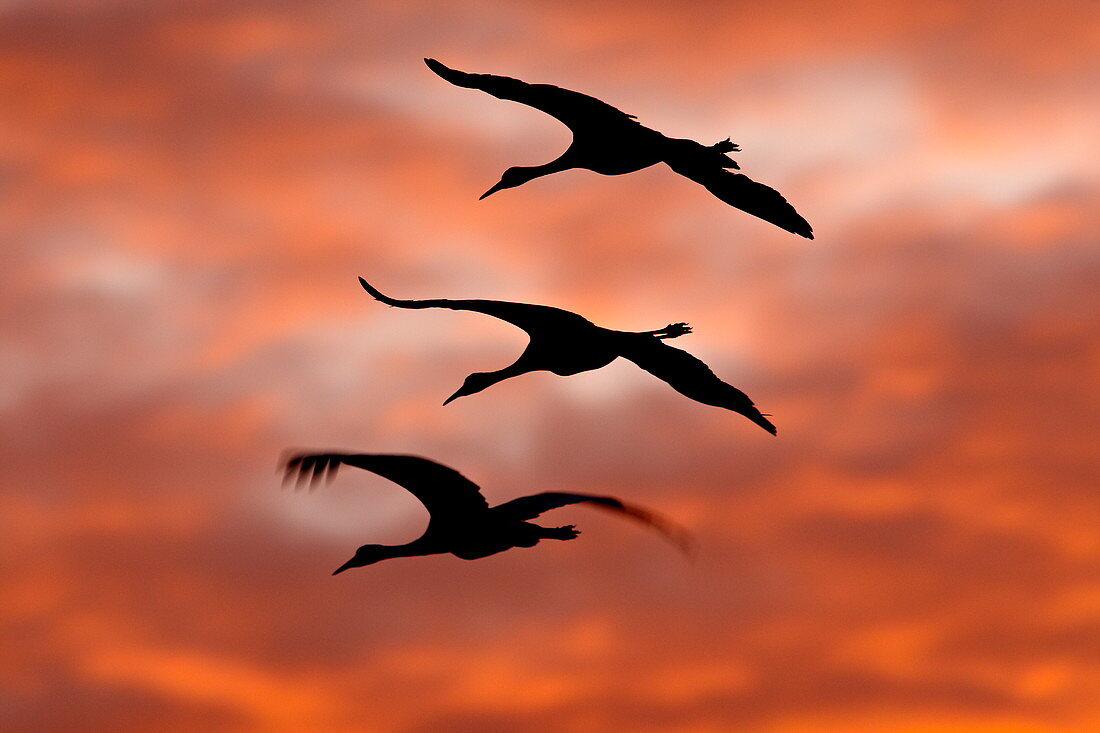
[424,57,813,239]
[283,452,691,572]
[359,277,777,434]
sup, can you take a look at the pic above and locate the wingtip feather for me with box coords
[785,216,814,240]
[746,410,778,435]
[357,276,393,304]
[424,58,459,82]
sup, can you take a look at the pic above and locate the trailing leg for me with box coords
[539,524,581,540]
[641,322,692,339]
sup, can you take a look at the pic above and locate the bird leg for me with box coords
[642,322,692,339]
[540,524,580,541]
[708,138,741,168]
[711,137,741,153]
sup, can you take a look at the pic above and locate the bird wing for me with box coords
[491,491,694,554]
[283,453,489,518]
[359,277,594,337]
[617,337,777,434]
[664,160,814,239]
[425,58,637,133]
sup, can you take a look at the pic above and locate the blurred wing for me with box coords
[618,338,777,434]
[283,452,489,517]
[492,492,694,554]
[425,58,637,132]
[666,161,813,239]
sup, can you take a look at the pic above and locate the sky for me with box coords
[1,1,1098,731]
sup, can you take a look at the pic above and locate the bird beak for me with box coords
[479,181,505,200]
[442,389,463,406]
[332,558,356,575]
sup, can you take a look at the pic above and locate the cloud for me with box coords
[2,1,1098,731]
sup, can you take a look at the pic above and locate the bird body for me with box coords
[359,278,777,434]
[511,322,621,377]
[425,58,813,238]
[557,126,667,176]
[283,452,690,573]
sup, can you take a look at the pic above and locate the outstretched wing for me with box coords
[492,491,694,554]
[283,452,489,518]
[359,277,593,337]
[618,337,777,434]
[425,58,637,133]
[665,160,813,239]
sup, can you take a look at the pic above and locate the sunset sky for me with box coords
[2,1,1099,731]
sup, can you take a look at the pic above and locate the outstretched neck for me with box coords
[382,538,442,560]
[518,156,575,181]
[482,360,535,387]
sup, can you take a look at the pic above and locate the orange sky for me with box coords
[2,1,1099,731]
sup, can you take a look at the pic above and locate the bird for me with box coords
[359,277,777,434]
[282,451,692,572]
[424,57,813,239]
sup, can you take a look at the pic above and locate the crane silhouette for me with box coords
[425,57,813,239]
[359,277,777,434]
[283,452,692,572]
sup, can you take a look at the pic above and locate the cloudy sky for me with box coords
[2,1,1098,731]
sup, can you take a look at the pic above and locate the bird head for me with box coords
[442,372,497,405]
[479,167,532,199]
[332,544,387,575]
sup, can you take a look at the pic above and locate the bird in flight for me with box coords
[425,57,813,239]
[283,452,692,573]
[360,277,777,434]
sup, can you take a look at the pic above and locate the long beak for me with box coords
[332,558,356,575]
[442,389,463,406]
[479,181,506,200]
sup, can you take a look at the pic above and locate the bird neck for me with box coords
[518,157,574,181]
[483,361,534,386]
[381,538,439,560]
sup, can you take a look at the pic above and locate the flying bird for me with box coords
[283,452,692,573]
[359,277,777,434]
[424,57,813,239]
